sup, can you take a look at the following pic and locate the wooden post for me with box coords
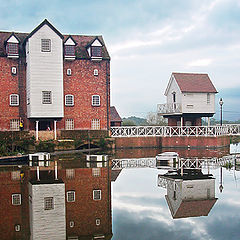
[54,161,58,180]
[37,166,40,181]
[36,121,39,141]
[54,120,57,140]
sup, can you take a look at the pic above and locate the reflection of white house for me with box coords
[159,170,217,219]
[29,173,66,240]
[158,73,218,126]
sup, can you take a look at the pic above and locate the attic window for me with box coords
[7,43,18,56]
[91,46,102,57]
[41,39,51,52]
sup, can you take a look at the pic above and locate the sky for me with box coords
[1,0,240,120]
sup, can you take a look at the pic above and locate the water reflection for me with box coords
[158,169,218,219]
[0,155,112,240]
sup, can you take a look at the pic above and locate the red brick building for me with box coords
[0,19,110,134]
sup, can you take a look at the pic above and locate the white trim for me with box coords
[91,39,102,47]
[64,38,76,46]
[11,66,17,75]
[12,194,21,205]
[7,35,19,43]
[67,68,72,76]
[94,69,99,76]
[65,94,74,106]
[67,191,75,202]
[10,94,19,106]
[92,95,100,106]
[93,190,101,200]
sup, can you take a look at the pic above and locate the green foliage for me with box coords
[35,140,55,152]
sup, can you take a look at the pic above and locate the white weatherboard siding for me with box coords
[26,24,64,118]
[29,183,66,240]
[182,92,215,114]
[166,77,182,105]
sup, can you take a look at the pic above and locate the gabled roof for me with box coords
[26,19,64,41]
[6,32,20,43]
[167,198,218,219]
[64,35,77,45]
[171,72,218,93]
[110,106,122,122]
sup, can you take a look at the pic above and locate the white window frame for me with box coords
[67,68,72,76]
[41,39,51,52]
[11,66,17,75]
[92,168,101,177]
[65,119,74,130]
[92,95,100,106]
[69,221,75,228]
[11,171,20,180]
[66,169,75,179]
[65,94,74,106]
[44,197,54,210]
[67,191,75,202]
[93,190,101,200]
[91,119,100,130]
[42,91,52,104]
[10,94,19,106]
[10,119,20,131]
[15,224,21,232]
[96,218,101,226]
[12,194,21,205]
[94,69,99,76]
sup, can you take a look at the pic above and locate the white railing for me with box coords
[157,103,182,114]
[111,125,240,137]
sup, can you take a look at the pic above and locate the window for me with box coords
[66,119,74,130]
[67,69,72,76]
[69,221,75,228]
[12,194,21,205]
[15,224,21,232]
[92,95,100,106]
[65,45,75,56]
[10,119,20,131]
[207,93,210,104]
[67,191,75,202]
[10,94,19,106]
[92,168,101,177]
[41,39,51,52]
[94,69,99,76]
[11,66,17,75]
[44,197,54,210]
[65,95,74,106]
[91,46,102,57]
[91,119,100,130]
[11,171,20,180]
[93,190,101,200]
[7,43,18,55]
[96,218,101,226]
[42,91,52,104]
[66,169,75,179]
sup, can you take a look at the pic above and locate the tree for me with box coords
[146,112,167,126]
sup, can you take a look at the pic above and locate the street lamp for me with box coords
[219,98,224,126]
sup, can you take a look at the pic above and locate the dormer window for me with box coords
[88,38,103,61]
[6,34,19,58]
[64,36,76,60]
[91,46,102,57]
[65,45,75,57]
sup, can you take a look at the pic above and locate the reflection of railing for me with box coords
[157,103,182,114]
[111,125,240,137]
[112,155,237,170]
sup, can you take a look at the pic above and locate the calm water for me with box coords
[0,144,239,240]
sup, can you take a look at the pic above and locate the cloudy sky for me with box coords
[1,0,240,120]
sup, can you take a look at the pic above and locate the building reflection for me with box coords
[158,169,218,219]
[0,155,112,240]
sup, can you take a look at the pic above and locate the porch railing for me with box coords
[111,125,240,137]
[157,103,182,114]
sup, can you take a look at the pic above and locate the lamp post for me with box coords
[219,98,224,126]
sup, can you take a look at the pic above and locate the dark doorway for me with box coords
[39,121,51,131]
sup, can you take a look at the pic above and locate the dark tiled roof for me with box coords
[173,199,218,219]
[0,27,110,59]
[110,106,122,122]
[172,72,218,93]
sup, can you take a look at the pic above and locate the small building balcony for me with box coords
[157,103,182,115]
